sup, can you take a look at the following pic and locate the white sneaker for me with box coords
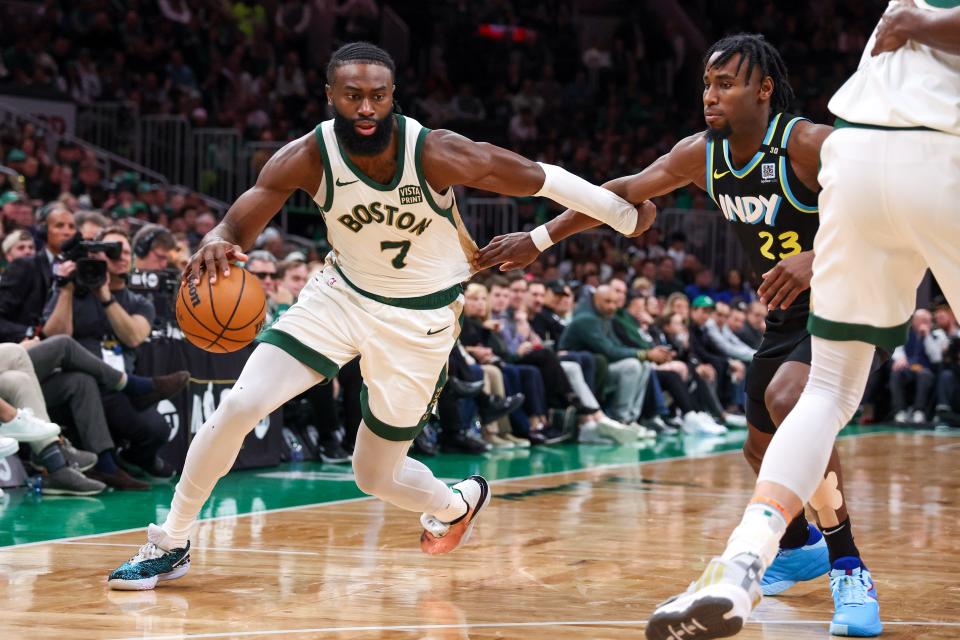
[893,410,910,423]
[681,411,705,435]
[0,436,18,458]
[646,553,763,640]
[695,412,728,435]
[911,409,926,424]
[578,421,613,444]
[628,422,658,439]
[724,413,748,429]
[482,431,515,449]
[501,433,531,448]
[0,407,60,443]
[596,416,638,444]
[420,475,491,555]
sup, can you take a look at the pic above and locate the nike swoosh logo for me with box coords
[336,178,359,186]
[713,169,730,179]
[427,325,450,336]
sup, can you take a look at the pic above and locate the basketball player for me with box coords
[643,3,960,638]
[106,43,650,590]
[475,34,882,635]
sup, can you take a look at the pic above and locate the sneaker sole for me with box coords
[829,620,884,637]
[646,585,752,640]
[421,476,491,555]
[42,486,105,497]
[108,561,190,591]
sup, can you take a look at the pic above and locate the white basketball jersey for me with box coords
[829,0,960,136]
[312,114,477,299]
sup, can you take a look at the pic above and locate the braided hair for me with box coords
[326,42,396,84]
[702,34,795,116]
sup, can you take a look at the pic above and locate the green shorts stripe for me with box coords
[333,264,463,310]
[807,314,909,350]
[256,328,340,379]
[360,367,447,442]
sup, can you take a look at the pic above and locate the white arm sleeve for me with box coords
[534,162,638,235]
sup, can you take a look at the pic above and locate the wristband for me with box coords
[102,296,117,308]
[529,225,554,252]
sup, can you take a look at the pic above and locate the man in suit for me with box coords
[0,205,76,343]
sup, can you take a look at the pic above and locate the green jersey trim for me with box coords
[778,117,818,213]
[916,0,960,9]
[336,114,408,191]
[256,328,340,379]
[808,313,910,350]
[722,113,782,178]
[332,263,463,310]
[360,367,447,441]
[833,117,938,133]
[314,124,334,211]
[414,127,457,227]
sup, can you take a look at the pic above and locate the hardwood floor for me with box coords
[2,432,958,639]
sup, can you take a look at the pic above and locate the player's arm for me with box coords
[474,133,706,272]
[422,129,640,234]
[188,133,323,284]
[787,120,833,189]
[873,3,960,56]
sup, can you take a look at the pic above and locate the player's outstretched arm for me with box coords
[421,129,639,234]
[188,133,323,284]
[474,133,705,272]
[872,3,960,56]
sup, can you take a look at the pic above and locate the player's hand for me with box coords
[871,0,919,56]
[892,356,910,372]
[626,200,658,238]
[758,250,815,311]
[187,240,249,285]
[473,232,540,272]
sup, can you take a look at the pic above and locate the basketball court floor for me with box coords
[3,427,959,639]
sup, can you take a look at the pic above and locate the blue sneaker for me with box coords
[761,524,830,596]
[829,556,883,637]
[108,524,191,590]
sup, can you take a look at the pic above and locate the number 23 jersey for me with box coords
[313,114,478,300]
[706,112,820,283]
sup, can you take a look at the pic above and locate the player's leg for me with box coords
[648,127,926,640]
[109,271,360,590]
[107,343,327,590]
[744,352,824,595]
[354,298,490,555]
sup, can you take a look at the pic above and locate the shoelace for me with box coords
[130,541,164,563]
[832,573,869,607]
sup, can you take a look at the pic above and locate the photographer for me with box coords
[130,224,180,328]
[42,226,175,479]
[0,204,75,343]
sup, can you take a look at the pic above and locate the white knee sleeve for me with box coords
[757,337,874,504]
[352,422,455,515]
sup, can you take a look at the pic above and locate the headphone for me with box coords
[134,226,164,259]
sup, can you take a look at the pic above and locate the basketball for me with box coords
[175,268,267,353]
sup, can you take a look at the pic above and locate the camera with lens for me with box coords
[58,233,122,291]
[128,268,182,329]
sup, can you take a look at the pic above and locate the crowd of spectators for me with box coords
[1,0,957,500]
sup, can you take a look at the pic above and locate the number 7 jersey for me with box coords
[705,112,820,280]
[312,114,478,300]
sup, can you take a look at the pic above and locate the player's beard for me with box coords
[333,109,395,156]
[706,122,733,141]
